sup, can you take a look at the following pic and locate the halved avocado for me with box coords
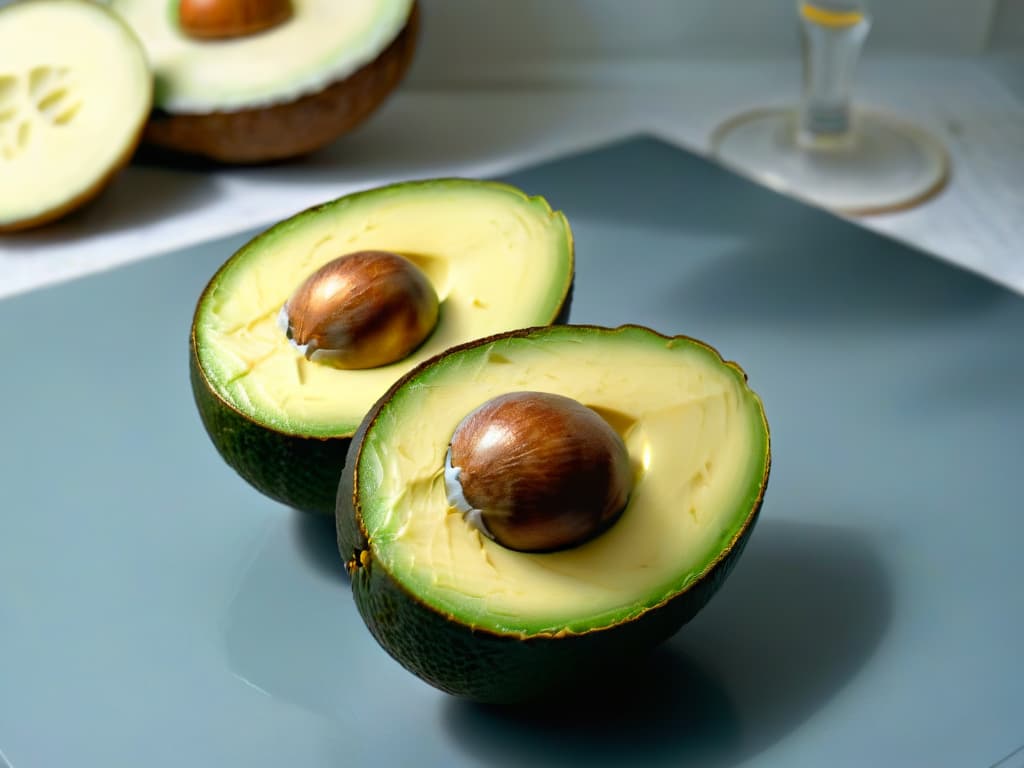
[190,179,574,515]
[110,0,417,163]
[0,0,151,231]
[337,324,770,703]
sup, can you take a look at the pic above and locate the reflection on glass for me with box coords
[711,1,949,216]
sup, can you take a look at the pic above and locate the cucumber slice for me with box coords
[0,0,151,231]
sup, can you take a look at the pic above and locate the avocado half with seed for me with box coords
[190,179,574,515]
[337,324,771,703]
[110,0,418,163]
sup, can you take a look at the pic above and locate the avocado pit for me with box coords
[279,250,439,370]
[179,0,293,40]
[444,391,633,553]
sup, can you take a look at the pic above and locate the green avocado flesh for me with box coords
[190,179,573,513]
[110,0,413,112]
[339,325,770,700]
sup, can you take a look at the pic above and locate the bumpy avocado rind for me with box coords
[189,352,349,514]
[190,180,574,514]
[338,324,770,703]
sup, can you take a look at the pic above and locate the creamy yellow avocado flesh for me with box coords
[111,0,413,112]
[0,0,150,228]
[194,181,572,437]
[357,326,769,635]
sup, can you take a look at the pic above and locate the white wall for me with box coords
[405,0,1002,85]
[1,0,1016,84]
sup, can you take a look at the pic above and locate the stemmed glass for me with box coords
[710,0,950,216]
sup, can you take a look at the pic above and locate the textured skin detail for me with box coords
[143,2,420,163]
[336,324,770,703]
[348,519,755,703]
[189,340,350,515]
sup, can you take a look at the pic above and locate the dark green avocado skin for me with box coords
[189,347,350,515]
[342,507,756,704]
[336,324,767,704]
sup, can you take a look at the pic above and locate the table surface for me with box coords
[1,137,1022,768]
[1,55,1022,300]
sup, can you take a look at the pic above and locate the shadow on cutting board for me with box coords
[291,510,349,583]
[0,165,223,250]
[444,519,891,768]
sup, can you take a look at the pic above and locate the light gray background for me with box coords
[3,0,1020,63]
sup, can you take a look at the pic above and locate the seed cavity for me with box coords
[399,251,450,298]
[38,87,67,112]
[53,101,81,125]
[585,405,638,437]
[0,66,83,161]
[0,75,16,107]
[34,74,82,127]
[28,66,53,100]
[27,65,69,101]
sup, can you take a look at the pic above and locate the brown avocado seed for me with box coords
[179,0,293,40]
[444,391,633,553]
[280,250,439,370]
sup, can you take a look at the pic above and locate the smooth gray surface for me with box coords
[1,137,1022,767]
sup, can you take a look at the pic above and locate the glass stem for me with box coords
[798,1,870,144]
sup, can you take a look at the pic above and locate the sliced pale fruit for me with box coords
[109,0,417,163]
[0,0,152,232]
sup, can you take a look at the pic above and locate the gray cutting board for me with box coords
[1,137,1021,768]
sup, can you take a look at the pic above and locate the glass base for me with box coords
[710,108,950,216]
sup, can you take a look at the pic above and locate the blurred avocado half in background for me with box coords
[111,0,420,163]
